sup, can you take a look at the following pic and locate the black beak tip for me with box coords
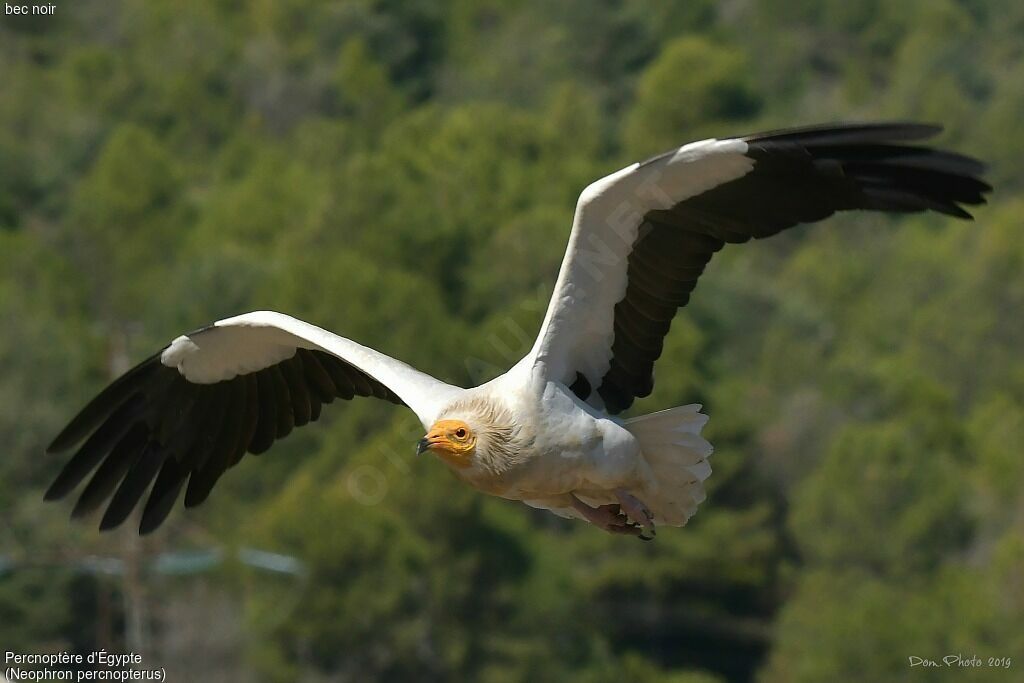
[416,438,430,456]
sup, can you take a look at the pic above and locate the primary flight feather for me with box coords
[46,123,990,538]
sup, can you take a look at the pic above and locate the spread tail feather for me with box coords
[625,404,712,526]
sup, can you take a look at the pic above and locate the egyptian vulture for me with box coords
[45,123,989,538]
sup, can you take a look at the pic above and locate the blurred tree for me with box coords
[65,124,186,328]
[0,0,1019,681]
[624,37,760,156]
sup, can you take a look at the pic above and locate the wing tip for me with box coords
[47,427,88,454]
[46,438,69,455]
[743,121,945,145]
[138,513,163,536]
[42,481,67,502]
[99,504,131,532]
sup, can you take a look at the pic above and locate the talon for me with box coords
[571,495,644,536]
[614,489,656,539]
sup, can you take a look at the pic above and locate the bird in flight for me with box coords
[45,123,989,539]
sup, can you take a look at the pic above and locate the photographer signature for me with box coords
[909,655,1012,669]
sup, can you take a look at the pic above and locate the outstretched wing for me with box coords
[527,123,990,414]
[45,311,463,533]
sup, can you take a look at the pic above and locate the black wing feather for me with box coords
[47,355,161,453]
[232,373,260,466]
[44,397,146,501]
[185,377,246,508]
[46,343,407,534]
[282,355,312,427]
[71,424,149,518]
[139,458,188,535]
[269,365,294,438]
[299,349,337,403]
[101,442,166,531]
[250,369,278,455]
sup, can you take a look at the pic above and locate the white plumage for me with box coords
[160,311,462,424]
[46,123,989,537]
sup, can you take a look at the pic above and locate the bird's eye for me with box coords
[454,428,467,439]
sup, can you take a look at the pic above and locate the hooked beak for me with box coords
[415,424,473,469]
[417,429,446,456]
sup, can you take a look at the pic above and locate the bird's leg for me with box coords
[614,489,656,540]
[570,495,643,537]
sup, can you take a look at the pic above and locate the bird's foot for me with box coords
[615,489,656,540]
[571,496,644,537]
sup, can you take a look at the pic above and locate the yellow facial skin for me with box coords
[418,419,476,468]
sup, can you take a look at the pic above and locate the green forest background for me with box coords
[2,1,1022,681]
